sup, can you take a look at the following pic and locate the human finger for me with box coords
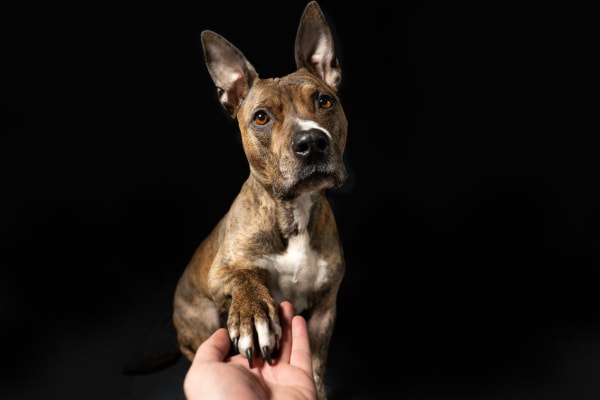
[289,314,313,375]
[277,300,295,363]
[191,328,231,362]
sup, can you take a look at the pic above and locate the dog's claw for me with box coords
[263,346,272,365]
[246,348,253,368]
[232,337,238,354]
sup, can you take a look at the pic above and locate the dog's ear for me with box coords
[201,30,258,118]
[294,1,341,90]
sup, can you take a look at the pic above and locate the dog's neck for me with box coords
[279,191,316,236]
[244,174,323,239]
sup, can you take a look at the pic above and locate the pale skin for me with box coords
[183,301,318,400]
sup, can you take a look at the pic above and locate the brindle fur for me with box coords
[173,2,347,398]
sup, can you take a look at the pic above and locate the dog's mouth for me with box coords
[297,172,338,191]
[276,165,347,200]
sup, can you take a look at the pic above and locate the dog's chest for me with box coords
[262,232,328,314]
[257,195,329,313]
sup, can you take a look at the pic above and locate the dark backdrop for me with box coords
[2,1,598,399]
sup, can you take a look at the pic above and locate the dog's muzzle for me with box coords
[275,128,345,199]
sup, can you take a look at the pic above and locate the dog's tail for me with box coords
[122,343,182,375]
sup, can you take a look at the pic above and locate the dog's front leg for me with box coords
[210,267,282,367]
[307,294,339,400]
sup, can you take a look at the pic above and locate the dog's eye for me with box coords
[318,94,334,109]
[253,111,270,125]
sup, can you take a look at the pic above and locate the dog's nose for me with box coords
[291,129,330,161]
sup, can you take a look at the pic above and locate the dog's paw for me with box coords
[227,294,282,367]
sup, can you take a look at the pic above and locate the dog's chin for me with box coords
[276,171,345,200]
[296,174,338,193]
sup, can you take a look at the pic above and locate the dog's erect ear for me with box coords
[201,30,258,118]
[294,1,341,89]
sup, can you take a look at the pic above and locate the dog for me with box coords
[172,2,347,398]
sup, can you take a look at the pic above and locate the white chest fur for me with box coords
[256,193,329,313]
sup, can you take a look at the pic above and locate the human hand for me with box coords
[183,300,318,400]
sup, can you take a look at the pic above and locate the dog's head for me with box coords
[201,1,347,200]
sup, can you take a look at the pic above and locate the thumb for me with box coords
[192,328,231,362]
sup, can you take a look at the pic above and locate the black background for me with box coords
[2,1,598,399]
